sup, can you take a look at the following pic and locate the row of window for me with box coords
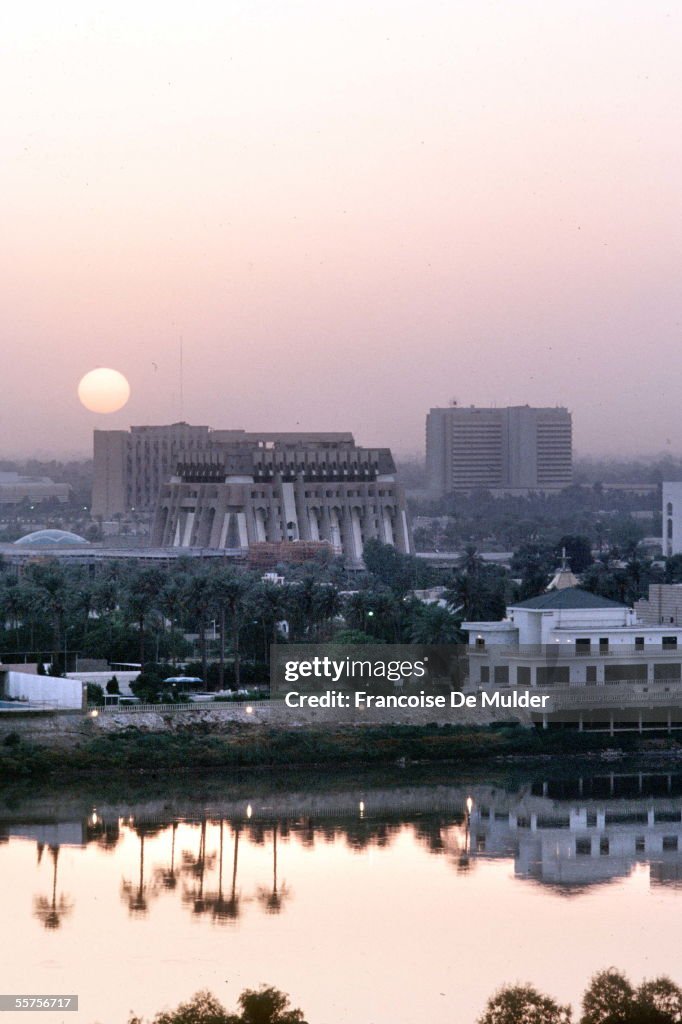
[480,664,682,684]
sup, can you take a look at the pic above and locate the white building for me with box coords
[463,586,682,689]
[663,482,682,556]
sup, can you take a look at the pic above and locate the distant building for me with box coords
[0,471,69,506]
[92,423,214,517]
[635,584,682,627]
[151,433,412,568]
[425,404,572,496]
[663,482,682,556]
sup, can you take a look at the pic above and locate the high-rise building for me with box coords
[663,482,682,557]
[92,424,216,517]
[425,404,572,496]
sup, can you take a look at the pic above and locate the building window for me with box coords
[575,638,591,655]
[599,638,609,653]
[663,836,679,852]
[663,636,678,650]
[576,838,591,856]
[635,836,645,853]
[605,664,646,682]
[480,666,490,684]
[536,666,570,686]
[517,666,531,686]
[600,837,610,856]
[654,663,682,681]
[475,637,485,649]
[586,666,597,683]
[635,636,645,650]
[494,665,509,685]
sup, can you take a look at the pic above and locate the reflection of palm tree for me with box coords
[121,826,159,916]
[33,846,73,930]
[181,820,216,916]
[155,822,180,890]
[202,820,243,923]
[257,824,289,915]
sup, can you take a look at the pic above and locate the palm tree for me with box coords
[210,569,249,690]
[408,602,461,644]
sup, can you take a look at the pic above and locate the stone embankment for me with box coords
[0,699,531,748]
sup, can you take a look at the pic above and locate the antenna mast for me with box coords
[179,336,184,421]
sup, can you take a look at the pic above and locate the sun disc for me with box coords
[78,368,131,414]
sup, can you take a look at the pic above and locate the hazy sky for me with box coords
[2,1,681,458]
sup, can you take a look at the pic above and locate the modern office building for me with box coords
[92,423,215,517]
[663,482,682,557]
[150,432,412,567]
[425,404,572,496]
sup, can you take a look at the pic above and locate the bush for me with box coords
[86,683,105,706]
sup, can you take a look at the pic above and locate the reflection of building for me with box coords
[151,433,412,567]
[426,404,572,496]
[467,773,682,891]
[663,482,682,556]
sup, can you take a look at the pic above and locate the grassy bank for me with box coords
[2,722,681,777]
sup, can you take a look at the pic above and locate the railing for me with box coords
[533,685,682,711]
[90,700,260,714]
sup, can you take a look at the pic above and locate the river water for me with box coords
[2,761,682,1023]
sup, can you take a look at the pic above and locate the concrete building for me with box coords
[92,423,215,517]
[425,404,572,496]
[151,433,412,567]
[0,471,70,506]
[663,482,682,556]
[463,586,682,690]
[635,584,682,627]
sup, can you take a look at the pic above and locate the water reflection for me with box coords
[8,769,682,932]
[33,845,72,929]
[121,825,161,916]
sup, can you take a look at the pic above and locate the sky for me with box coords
[1,1,681,459]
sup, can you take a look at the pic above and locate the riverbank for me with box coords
[2,721,681,777]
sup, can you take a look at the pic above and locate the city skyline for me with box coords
[3,2,681,458]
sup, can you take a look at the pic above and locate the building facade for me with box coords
[92,423,215,517]
[0,472,69,506]
[150,433,412,567]
[663,482,682,557]
[426,404,572,496]
[463,587,682,690]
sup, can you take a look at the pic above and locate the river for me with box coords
[2,760,682,1023]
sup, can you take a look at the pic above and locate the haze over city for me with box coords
[2,1,681,458]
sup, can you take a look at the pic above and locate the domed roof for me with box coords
[14,529,89,547]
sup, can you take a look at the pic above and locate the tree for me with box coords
[235,986,306,1024]
[210,570,249,689]
[478,983,572,1024]
[407,602,461,644]
[580,968,636,1024]
[556,535,593,574]
[128,987,307,1024]
[635,977,682,1022]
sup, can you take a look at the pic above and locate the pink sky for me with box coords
[2,1,681,457]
